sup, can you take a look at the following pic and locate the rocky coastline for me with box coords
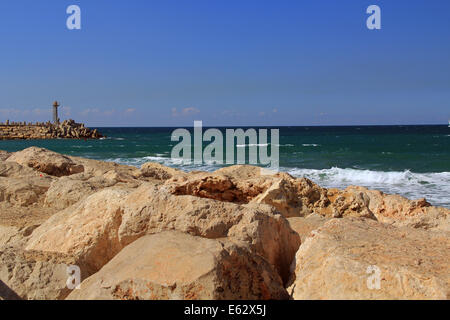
[0,120,103,140]
[0,147,448,300]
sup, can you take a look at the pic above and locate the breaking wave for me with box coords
[105,155,449,208]
[286,167,450,208]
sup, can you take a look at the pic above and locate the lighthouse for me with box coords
[53,101,60,124]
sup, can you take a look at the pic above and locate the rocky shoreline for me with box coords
[0,120,103,140]
[0,147,448,300]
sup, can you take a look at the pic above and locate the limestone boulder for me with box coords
[287,214,328,242]
[0,178,50,207]
[0,223,42,249]
[26,183,300,284]
[0,162,53,207]
[0,150,10,161]
[44,175,118,210]
[7,147,84,177]
[67,231,289,300]
[140,162,185,180]
[68,155,141,181]
[343,186,450,231]
[25,188,133,275]
[0,246,75,300]
[168,165,328,217]
[288,217,450,299]
[0,160,51,179]
[119,184,300,283]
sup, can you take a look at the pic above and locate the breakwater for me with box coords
[0,119,103,140]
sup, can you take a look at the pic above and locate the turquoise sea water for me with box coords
[1,125,449,208]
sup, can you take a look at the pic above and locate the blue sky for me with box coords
[0,0,449,126]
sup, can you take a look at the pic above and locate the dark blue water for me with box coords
[1,125,449,207]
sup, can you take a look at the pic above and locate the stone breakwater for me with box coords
[0,119,102,140]
[0,147,449,300]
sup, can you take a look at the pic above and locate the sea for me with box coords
[1,125,449,208]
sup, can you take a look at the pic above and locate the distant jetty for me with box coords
[0,119,103,140]
[0,101,103,140]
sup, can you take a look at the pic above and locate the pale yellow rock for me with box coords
[0,162,53,207]
[26,188,133,274]
[344,186,449,231]
[0,247,73,300]
[287,214,328,242]
[0,150,10,161]
[44,175,117,210]
[26,183,300,283]
[168,166,329,217]
[119,183,300,283]
[289,217,450,300]
[67,231,289,300]
[140,162,185,180]
[7,147,84,177]
[0,178,50,207]
[68,155,142,181]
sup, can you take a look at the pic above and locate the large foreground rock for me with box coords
[7,147,84,177]
[67,231,289,300]
[0,247,74,300]
[140,162,185,180]
[168,165,449,231]
[168,165,377,219]
[343,186,449,231]
[25,188,132,275]
[288,217,450,299]
[26,183,300,283]
[43,174,119,210]
[0,150,10,161]
[118,184,300,283]
[287,214,328,242]
[0,161,53,208]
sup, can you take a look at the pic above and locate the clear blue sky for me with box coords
[0,0,449,126]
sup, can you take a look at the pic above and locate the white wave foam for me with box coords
[286,167,450,208]
[103,155,450,208]
[236,143,268,147]
[302,144,320,147]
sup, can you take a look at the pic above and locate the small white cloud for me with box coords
[80,108,100,116]
[103,109,116,116]
[172,107,200,117]
[61,106,71,117]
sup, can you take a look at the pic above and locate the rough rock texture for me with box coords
[67,231,289,300]
[140,162,185,180]
[0,247,74,300]
[343,186,449,231]
[168,167,329,217]
[26,188,132,275]
[287,214,328,242]
[169,165,448,231]
[7,147,84,177]
[0,119,103,140]
[0,148,448,300]
[0,150,10,161]
[118,183,300,283]
[288,217,450,299]
[0,161,55,227]
[43,175,118,210]
[26,183,300,284]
